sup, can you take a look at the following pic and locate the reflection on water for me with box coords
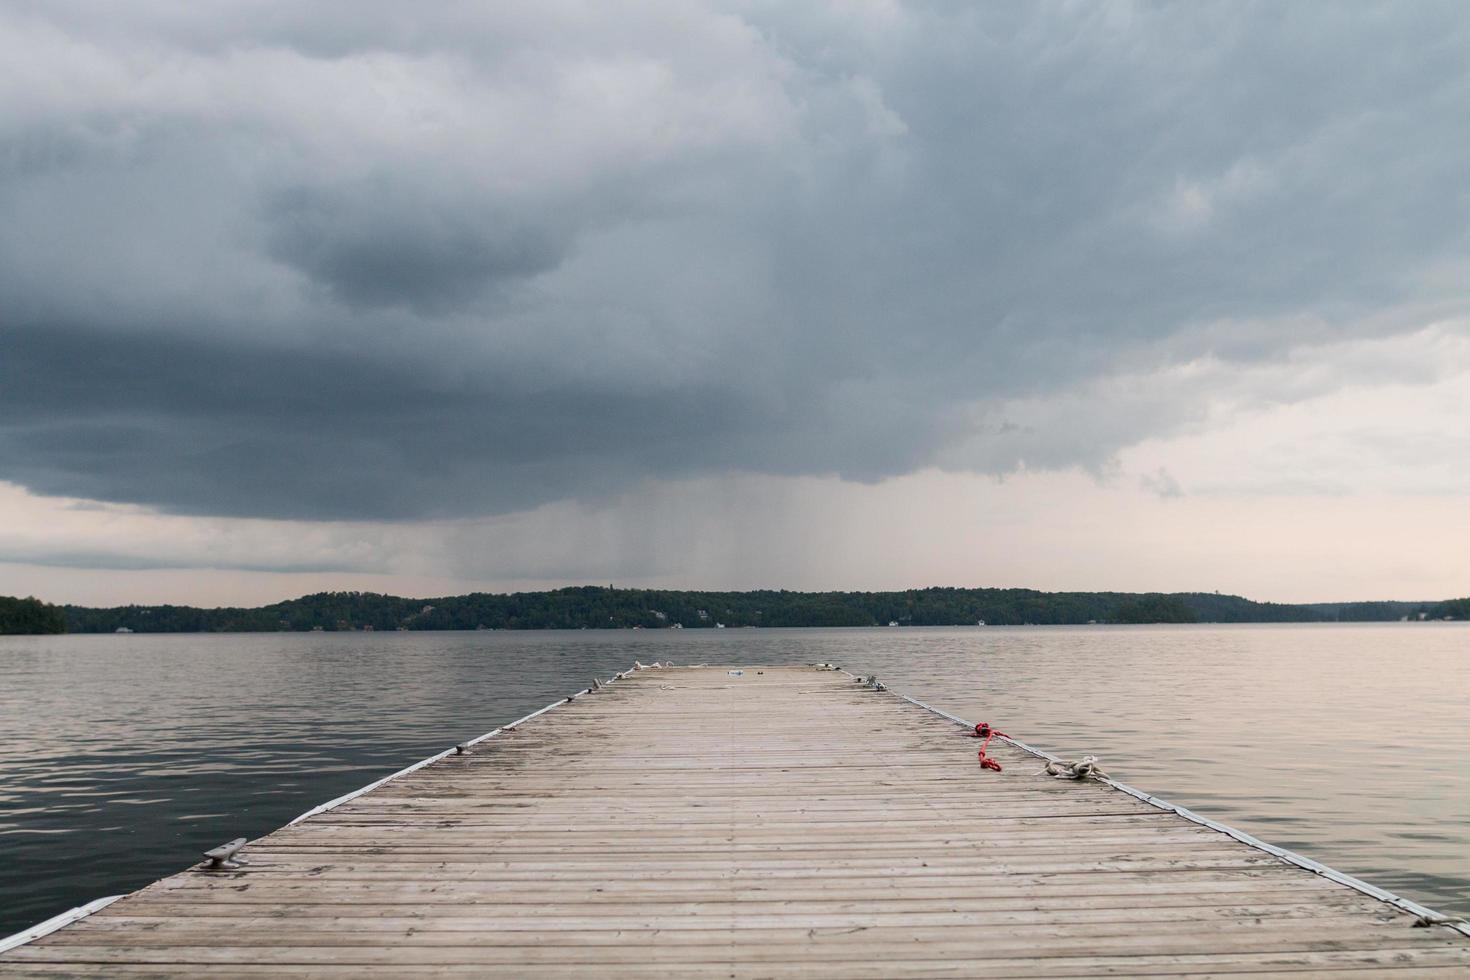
[1,624,1466,935]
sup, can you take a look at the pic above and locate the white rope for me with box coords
[1039,755,1109,780]
[1414,912,1470,929]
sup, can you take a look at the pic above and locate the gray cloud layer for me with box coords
[3,1,1467,519]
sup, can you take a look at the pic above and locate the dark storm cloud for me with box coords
[2,1,1468,520]
[1,325,773,518]
[3,316,964,519]
[262,184,568,314]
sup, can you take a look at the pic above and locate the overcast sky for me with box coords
[3,1,1468,606]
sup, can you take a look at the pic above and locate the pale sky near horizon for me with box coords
[3,2,1468,608]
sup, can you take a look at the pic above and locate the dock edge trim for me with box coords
[0,666,638,955]
[288,669,631,825]
[0,896,123,956]
[7,663,1465,953]
[881,681,1470,938]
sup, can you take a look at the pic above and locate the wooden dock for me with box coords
[4,665,1469,977]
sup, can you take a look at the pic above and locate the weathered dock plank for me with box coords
[4,665,1468,977]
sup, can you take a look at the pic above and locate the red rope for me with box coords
[969,722,1006,771]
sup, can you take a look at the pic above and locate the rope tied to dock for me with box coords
[1039,755,1109,780]
[1413,912,1470,929]
[968,722,1007,771]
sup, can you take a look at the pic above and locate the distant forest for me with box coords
[0,596,67,635]
[0,587,1460,635]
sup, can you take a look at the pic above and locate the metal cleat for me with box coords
[202,838,249,871]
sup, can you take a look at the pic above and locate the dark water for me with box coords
[1,624,1467,937]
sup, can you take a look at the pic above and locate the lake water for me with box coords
[1,623,1467,937]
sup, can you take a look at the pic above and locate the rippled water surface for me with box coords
[1,624,1467,936]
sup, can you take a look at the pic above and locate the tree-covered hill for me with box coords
[0,596,67,634]
[47,586,1460,634]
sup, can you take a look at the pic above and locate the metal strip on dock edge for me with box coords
[0,666,637,954]
[6,664,1465,952]
[880,681,1470,938]
[0,896,124,956]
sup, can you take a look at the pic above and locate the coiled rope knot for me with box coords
[968,722,1007,772]
[1040,755,1109,780]
[1412,912,1470,929]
